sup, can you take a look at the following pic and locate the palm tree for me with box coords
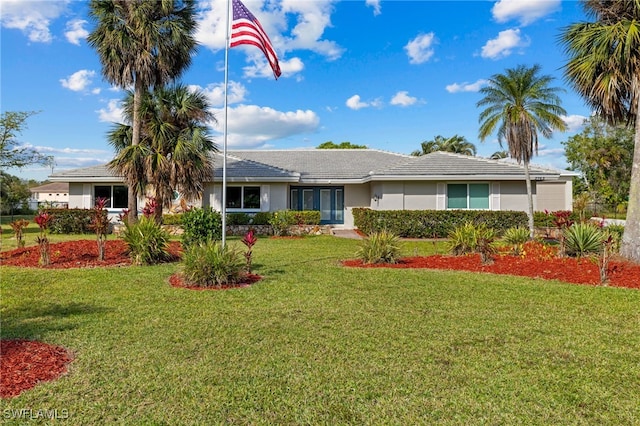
[108,84,217,222]
[490,150,509,160]
[88,0,197,221]
[411,135,477,156]
[560,0,640,262]
[477,65,567,238]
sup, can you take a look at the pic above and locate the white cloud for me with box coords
[446,79,488,93]
[366,0,381,16]
[97,99,125,124]
[60,70,96,92]
[405,32,437,64]
[492,0,561,26]
[211,104,320,148]
[64,19,88,45]
[481,28,529,60]
[0,0,70,43]
[346,95,382,110]
[390,91,417,107]
[189,81,248,107]
[562,114,587,133]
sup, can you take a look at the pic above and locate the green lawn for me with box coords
[1,235,640,424]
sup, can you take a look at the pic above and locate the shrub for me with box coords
[162,214,183,226]
[44,208,94,234]
[356,230,402,264]
[447,222,498,263]
[352,208,527,238]
[180,241,246,287]
[181,207,222,249]
[563,223,605,257]
[227,212,251,226]
[121,216,171,265]
[34,211,53,266]
[269,211,291,236]
[502,227,530,255]
[252,212,272,226]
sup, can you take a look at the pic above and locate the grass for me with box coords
[2,235,640,424]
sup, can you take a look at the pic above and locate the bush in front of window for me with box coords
[252,212,272,225]
[227,212,251,226]
[181,207,222,249]
[352,208,528,238]
[42,208,95,234]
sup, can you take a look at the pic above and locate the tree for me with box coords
[490,150,508,160]
[108,84,217,222]
[1,111,52,169]
[562,117,633,210]
[317,141,367,149]
[411,135,477,156]
[477,64,567,238]
[88,0,198,222]
[560,0,640,262]
[0,172,32,217]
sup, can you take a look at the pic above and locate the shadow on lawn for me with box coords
[1,302,113,340]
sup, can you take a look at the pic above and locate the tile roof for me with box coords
[49,149,575,183]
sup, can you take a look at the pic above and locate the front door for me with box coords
[290,186,344,224]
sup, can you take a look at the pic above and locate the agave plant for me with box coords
[563,223,605,257]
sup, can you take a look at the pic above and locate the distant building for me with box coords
[29,182,69,209]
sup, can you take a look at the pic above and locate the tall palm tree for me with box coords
[560,0,640,262]
[108,84,217,222]
[88,0,197,221]
[477,65,567,238]
[411,135,477,156]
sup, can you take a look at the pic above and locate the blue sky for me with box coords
[2,0,591,181]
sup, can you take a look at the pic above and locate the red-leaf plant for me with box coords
[90,197,111,261]
[241,229,258,273]
[34,211,53,266]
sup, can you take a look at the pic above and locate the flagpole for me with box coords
[222,0,232,248]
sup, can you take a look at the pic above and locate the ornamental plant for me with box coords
[9,219,29,248]
[356,230,402,264]
[90,197,111,261]
[121,199,170,265]
[180,241,246,287]
[447,222,498,264]
[502,226,530,255]
[241,229,258,273]
[563,223,605,258]
[34,211,53,266]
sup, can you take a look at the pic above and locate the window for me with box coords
[447,183,489,209]
[226,186,261,210]
[94,185,128,209]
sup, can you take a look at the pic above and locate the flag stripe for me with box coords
[230,0,281,79]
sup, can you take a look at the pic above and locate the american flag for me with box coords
[230,0,281,79]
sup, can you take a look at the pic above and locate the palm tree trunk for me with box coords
[128,78,143,223]
[524,159,535,239]
[619,106,640,262]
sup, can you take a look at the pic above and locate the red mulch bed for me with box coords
[0,240,182,268]
[342,254,640,289]
[1,340,73,399]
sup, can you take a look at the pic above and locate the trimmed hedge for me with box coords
[352,208,528,238]
[42,208,101,234]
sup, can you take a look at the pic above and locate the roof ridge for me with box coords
[221,152,300,176]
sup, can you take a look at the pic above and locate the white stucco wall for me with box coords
[536,179,573,211]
